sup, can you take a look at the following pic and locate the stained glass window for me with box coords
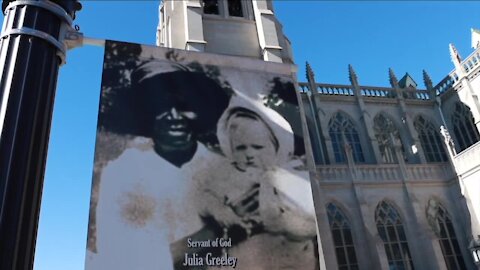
[451,102,480,152]
[329,112,364,163]
[374,114,403,163]
[414,116,448,162]
[327,203,358,270]
[375,201,414,270]
[426,199,467,270]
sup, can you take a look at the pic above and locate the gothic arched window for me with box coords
[426,199,467,270]
[414,116,448,162]
[451,102,480,152]
[375,201,415,270]
[374,114,403,163]
[329,112,365,163]
[326,203,358,269]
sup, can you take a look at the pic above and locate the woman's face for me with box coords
[229,117,276,171]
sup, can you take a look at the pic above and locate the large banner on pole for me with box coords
[86,40,320,270]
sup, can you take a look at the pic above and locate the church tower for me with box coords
[156,0,293,63]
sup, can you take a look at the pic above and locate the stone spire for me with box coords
[389,68,399,88]
[306,62,318,94]
[306,61,315,83]
[423,70,437,99]
[348,64,359,86]
[423,70,433,90]
[449,43,463,67]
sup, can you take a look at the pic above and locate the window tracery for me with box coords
[451,102,480,152]
[374,114,403,163]
[414,116,448,162]
[328,112,364,163]
[326,203,358,270]
[426,199,467,270]
[375,201,414,270]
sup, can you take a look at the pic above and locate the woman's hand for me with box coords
[228,183,260,217]
[225,183,265,237]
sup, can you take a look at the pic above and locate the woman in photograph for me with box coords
[92,60,231,270]
[193,92,319,270]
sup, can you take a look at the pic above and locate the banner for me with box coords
[86,40,320,270]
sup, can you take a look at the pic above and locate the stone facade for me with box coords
[157,0,293,63]
[301,61,479,269]
[157,1,480,269]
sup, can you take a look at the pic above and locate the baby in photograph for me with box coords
[193,92,318,270]
[193,99,276,235]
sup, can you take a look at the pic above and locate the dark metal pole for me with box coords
[0,1,80,269]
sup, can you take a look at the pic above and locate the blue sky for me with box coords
[0,1,479,270]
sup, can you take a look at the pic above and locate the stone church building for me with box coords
[156,1,480,269]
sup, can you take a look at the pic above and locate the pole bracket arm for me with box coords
[64,29,84,50]
[64,30,106,49]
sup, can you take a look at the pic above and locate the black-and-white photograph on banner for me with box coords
[85,40,320,270]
